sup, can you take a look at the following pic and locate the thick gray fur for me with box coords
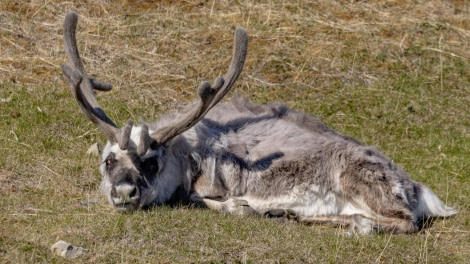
[62,11,456,234]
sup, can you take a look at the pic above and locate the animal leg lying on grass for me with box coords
[190,195,258,216]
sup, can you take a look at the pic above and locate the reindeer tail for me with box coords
[415,185,457,220]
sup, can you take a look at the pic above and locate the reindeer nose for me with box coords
[111,183,140,209]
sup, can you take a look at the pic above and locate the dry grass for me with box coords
[1,0,469,263]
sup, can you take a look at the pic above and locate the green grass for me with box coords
[1,0,469,263]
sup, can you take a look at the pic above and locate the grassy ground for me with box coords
[1,0,469,263]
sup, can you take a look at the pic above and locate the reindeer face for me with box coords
[99,127,163,212]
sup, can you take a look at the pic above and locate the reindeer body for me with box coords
[98,96,455,234]
[62,11,456,234]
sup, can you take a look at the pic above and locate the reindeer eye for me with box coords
[104,156,116,170]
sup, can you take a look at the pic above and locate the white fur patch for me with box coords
[112,183,139,205]
[239,184,341,216]
[414,185,457,220]
[236,184,380,222]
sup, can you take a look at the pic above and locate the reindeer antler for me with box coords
[62,11,248,155]
[147,28,248,150]
[61,11,131,150]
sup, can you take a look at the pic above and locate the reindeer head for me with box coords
[61,11,247,211]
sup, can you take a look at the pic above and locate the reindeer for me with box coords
[61,11,456,234]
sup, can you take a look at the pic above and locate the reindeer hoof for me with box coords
[264,209,298,221]
[264,209,286,217]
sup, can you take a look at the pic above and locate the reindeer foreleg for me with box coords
[190,194,258,216]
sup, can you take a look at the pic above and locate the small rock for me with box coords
[51,240,87,259]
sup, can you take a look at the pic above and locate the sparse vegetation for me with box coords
[0,0,469,263]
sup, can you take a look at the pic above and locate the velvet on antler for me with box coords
[148,28,248,152]
[61,11,248,156]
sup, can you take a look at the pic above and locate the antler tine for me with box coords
[90,78,113,91]
[209,28,248,109]
[63,12,88,78]
[137,124,151,156]
[63,11,113,93]
[146,28,248,150]
[62,11,130,150]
